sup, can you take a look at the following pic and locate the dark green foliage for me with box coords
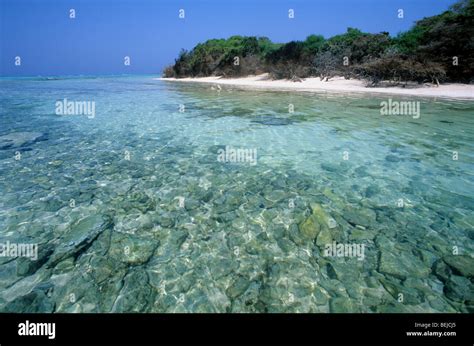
[322,27,364,59]
[393,0,474,82]
[415,0,474,82]
[163,36,281,78]
[163,0,473,84]
[313,29,392,79]
[393,26,427,55]
[265,41,305,63]
[303,35,326,55]
[264,41,311,78]
[349,32,392,63]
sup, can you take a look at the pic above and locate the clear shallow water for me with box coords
[0,75,473,312]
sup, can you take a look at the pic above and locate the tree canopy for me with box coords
[164,0,474,84]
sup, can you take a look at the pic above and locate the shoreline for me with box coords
[158,74,474,100]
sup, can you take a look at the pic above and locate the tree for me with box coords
[163,1,473,83]
[353,56,446,85]
[303,35,325,55]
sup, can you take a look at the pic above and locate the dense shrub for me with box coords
[353,56,446,85]
[163,0,473,84]
[162,65,175,78]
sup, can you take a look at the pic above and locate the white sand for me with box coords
[158,74,474,100]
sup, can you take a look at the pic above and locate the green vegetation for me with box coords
[164,0,474,85]
[165,36,281,78]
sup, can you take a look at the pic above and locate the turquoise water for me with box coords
[0,75,473,312]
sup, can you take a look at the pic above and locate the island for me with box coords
[161,0,474,99]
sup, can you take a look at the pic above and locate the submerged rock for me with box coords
[48,214,111,266]
[264,189,287,203]
[342,206,376,228]
[0,131,45,150]
[379,277,425,305]
[349,228,377,241]
[298,214,321,242]
[310,203,330,224]
[252,116,293,126]
[3,283,55,313]
[111,269,154,312]
[321,163,340,172]
[385,155,401,162]
[433,260,452,282]
[444,275,474,303]
[378,249,431,279]
[329,297,355,312]
[443,255,474,278]
[316,227,333,247]
[237,281,262,311]
[226,275,251,299]
[364,185,380,198]
[109,233,158,265]
[16,243,54,276]
[297,203,339,247]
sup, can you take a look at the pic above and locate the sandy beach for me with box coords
[159,74,474,100]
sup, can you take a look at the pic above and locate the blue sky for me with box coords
[0,0,458,76]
